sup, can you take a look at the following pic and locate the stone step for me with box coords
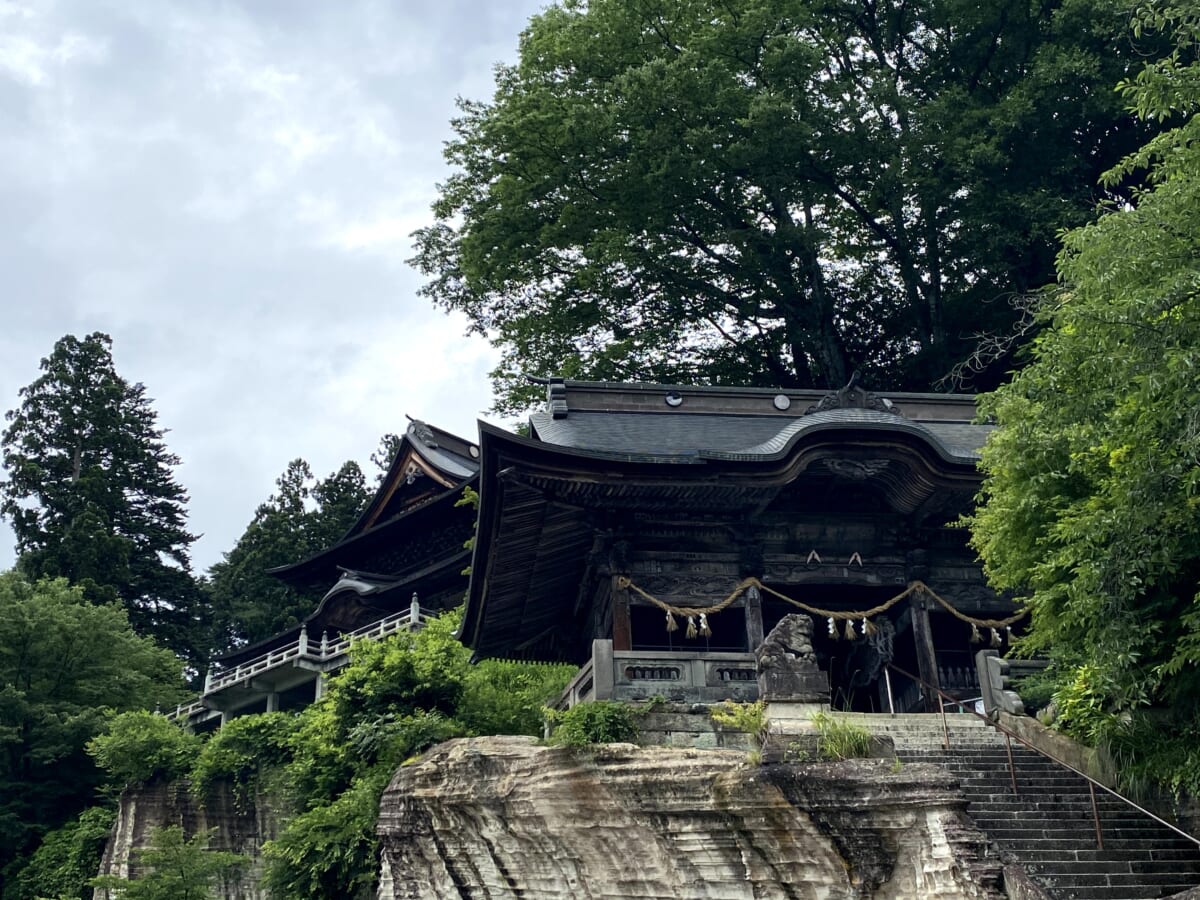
[827,712,988,725]
[1019,849,1200,863]
[967,806,1157,822]
[895,742,1200,900]
[1040,878,1200,892]
[1023,859,1200,876]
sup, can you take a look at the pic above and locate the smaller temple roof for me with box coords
[270,419,478,592]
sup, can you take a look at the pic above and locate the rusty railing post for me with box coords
[938,694,949,750]
[1004,732,1019,795]
[884,667,896,717]
[1089,781,1104,849]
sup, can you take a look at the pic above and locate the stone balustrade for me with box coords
[554,640,759,710]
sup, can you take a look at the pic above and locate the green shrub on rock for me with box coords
[90,825,245,900]
[544,701,638,746]
[190,711,299,809]
[87,711,202,789]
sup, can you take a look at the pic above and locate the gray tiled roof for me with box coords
[529,408,992,463]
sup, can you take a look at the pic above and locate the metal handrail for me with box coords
[885,662,1200,851]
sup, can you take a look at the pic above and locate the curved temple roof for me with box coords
[460,379,993,662]
[530,407,989,465]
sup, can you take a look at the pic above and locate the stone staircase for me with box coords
[832,713,1200,900]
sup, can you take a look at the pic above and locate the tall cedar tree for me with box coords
[0,333,205,665]
[414,0,1166,413]
[206,459,371,652]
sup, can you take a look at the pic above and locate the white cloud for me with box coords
[0,0,546,572]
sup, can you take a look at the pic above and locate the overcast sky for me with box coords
[0,0,547,572]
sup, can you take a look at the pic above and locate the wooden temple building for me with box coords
[181,377,1016,725]
[460,378,1013,714]
[179,420,478,727]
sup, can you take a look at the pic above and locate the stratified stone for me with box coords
[756,613,829,702]
[94,778,277,900]
[376,736,1004,899]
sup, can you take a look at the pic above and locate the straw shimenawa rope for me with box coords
[614,575,1028,635]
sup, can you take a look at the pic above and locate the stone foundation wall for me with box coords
[635,703,755,750]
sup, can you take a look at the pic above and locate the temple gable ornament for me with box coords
[804,371,902,416]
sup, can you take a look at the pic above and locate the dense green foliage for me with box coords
[3,807,116,900]
[970,3,1200,792]
[0,333,206,665]
[415,0,1161,411]
[90,826,246,900]
[0,573,185,885]
[78,612,573,900]
[87,711,203,789]
[709,699,768,747]
[264,611,573,899]
[189,713,300,809]
[545,700,639,746]
[206,459,371,651]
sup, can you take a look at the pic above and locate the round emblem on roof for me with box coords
[773,394,791,411]
[469,445,480,459]
[664,391,684,408]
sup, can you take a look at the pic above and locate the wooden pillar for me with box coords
[910,591,941,713]
[611,574,632,651]
[744,585,765,650]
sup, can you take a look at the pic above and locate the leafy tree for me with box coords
[414,0,1161,412]
[206,459,370,651]
[0,333,205,663]
[969,3,1200,782]
[188,712,299,810]
[263,610,573,899]
[2,806,116,900]
[87,711,203,790]
[90,825,246,900]
[0,573,185,881]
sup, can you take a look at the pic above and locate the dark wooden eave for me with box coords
[269,474,477,592]
[216,547,471,667]
[461,417,986,663]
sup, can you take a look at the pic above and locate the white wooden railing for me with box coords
[169,601,426,721]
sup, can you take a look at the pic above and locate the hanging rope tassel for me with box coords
[843,618,856,640]
[827,616,838,640]
[1006,625,1013,643]
[664,610,678,633]
[863,616,878,636]
[686,616,698,639]
[699,613,711,637]
[970,623,982,644]
[990,628,1002,648]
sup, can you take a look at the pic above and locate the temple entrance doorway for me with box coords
[761,583,920,713]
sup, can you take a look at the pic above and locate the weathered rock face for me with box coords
[376,737,1004,899]
[94,778,277,900]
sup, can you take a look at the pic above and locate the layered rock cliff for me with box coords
[94,778,276,900]
[376,736,1005,899]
